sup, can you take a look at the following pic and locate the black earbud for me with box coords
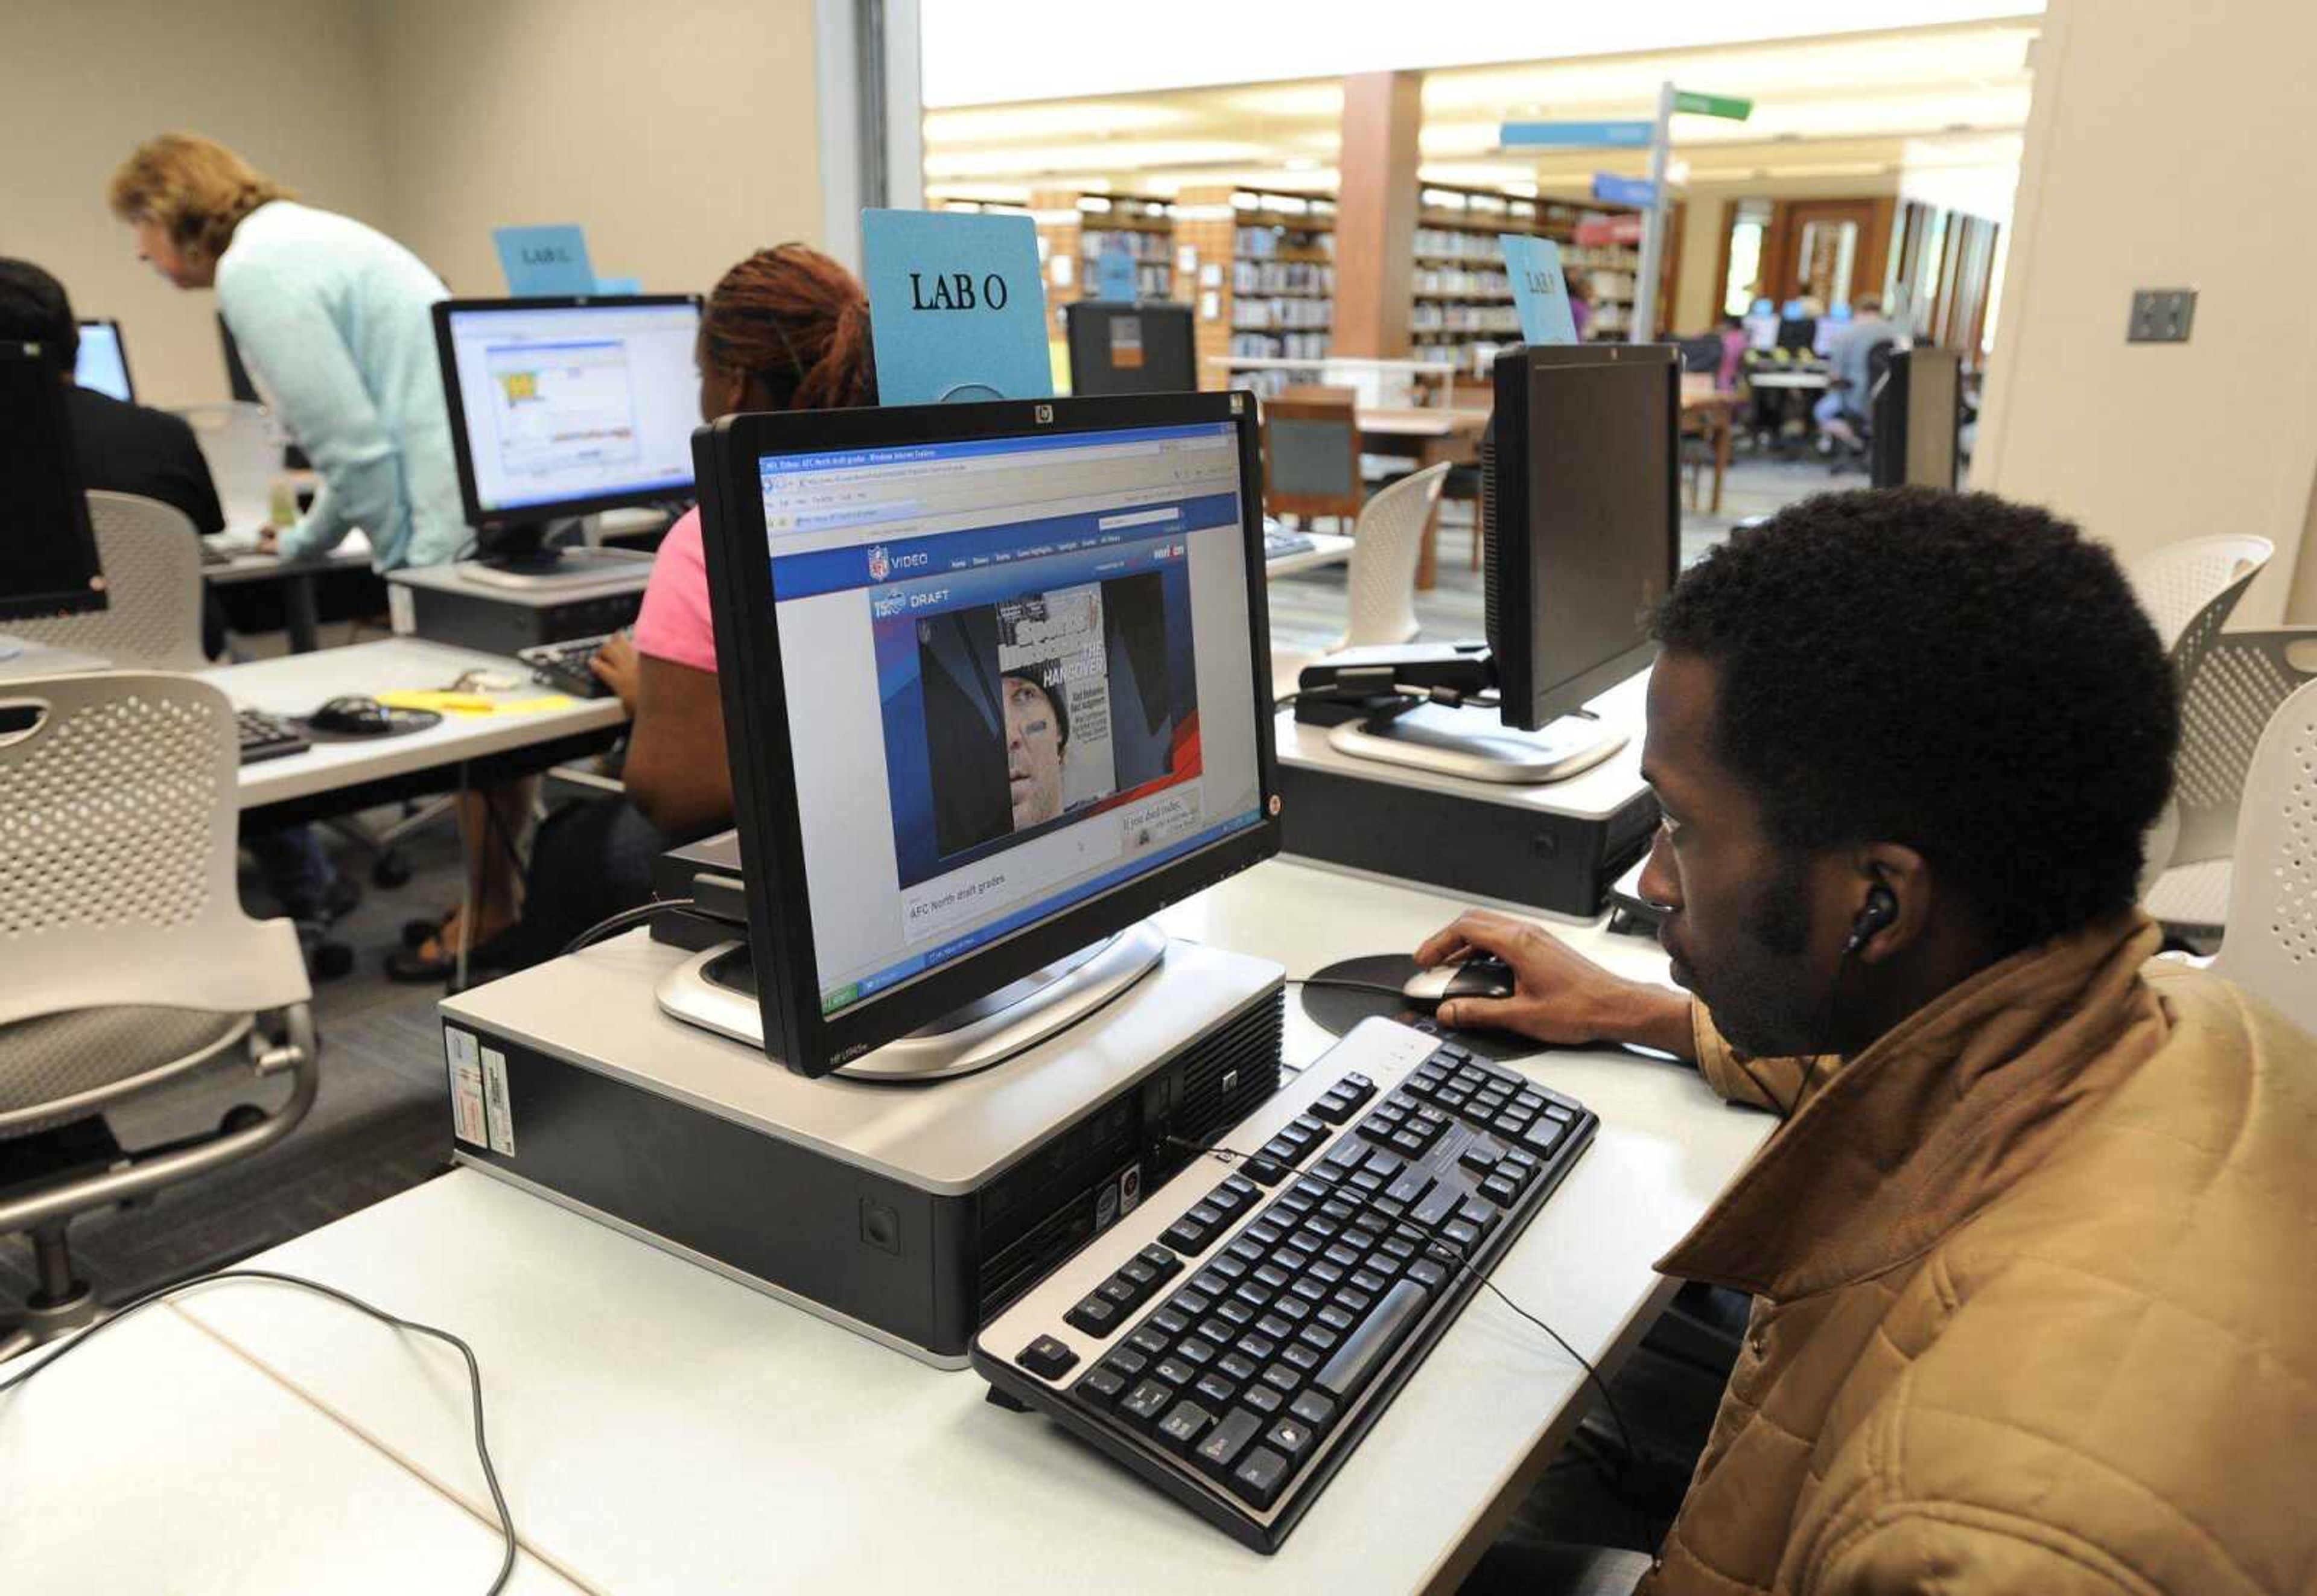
[1846,883,1899,953]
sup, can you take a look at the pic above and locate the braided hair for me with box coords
[699,243,877,412]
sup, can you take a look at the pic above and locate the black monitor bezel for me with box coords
[1063,301,1198,397]
[1,341,106,623]
[694,390,1281,1077]
[431,293,705,531]
[1488,342,1679,731]
[73,319,133,402]
[1870,346,1963,491]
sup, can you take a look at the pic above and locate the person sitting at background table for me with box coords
[0,255,357,969]
[109,132,528,982]
[483,243,877,971]
[1434,487,2315,1594]
[1813,295,1894,452]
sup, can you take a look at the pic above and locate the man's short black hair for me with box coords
[0,258,79,367]
[1651,487,2178,953]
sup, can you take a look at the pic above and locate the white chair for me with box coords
[1,492,208,671]
[2147,623,2317,946]
[0,672,318,1358]
[1343,461,1452,649]
[2127,534,2273,650]
[2208,678,2317,1037]
[170,401,282,531]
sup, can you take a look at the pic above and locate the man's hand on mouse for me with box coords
[1414,908,1694,1057]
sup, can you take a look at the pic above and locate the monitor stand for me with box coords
[655,920,1169,1083]
[459,520,651,591]
[1327,699,1627,784]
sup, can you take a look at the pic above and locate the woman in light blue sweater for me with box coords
[108,132,463,569]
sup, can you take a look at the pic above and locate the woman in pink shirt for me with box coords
[588,244,877,838]
[490,246,875,970]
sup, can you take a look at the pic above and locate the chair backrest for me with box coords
[0,672,307,1026]
[1676,335,1724,374]
[2129,534,2275,650]
[1344,461,1451,648]
[170,401,280,527]
[1262,387,1364,521]
[2210,677,2317,1037]
[2,492,208,670]
[2171,626,2317,866]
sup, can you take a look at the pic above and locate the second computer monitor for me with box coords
[1064,302,1197,396]
[433,294,704,534]
[73,320,133,402]
[1483,343,1678,732]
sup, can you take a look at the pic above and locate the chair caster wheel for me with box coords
[221,1105,267,1134]
[372,853,413,889]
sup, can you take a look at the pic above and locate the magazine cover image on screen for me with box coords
[879,555,1201,898]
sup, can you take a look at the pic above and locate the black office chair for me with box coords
[1825,338,1897,473]
[1676,335,1724,375]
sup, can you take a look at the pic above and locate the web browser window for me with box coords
[443,302,699,512]
[755,421,1263,1016]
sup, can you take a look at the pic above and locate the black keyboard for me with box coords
[236,707,310,764]
[1263,530,1315,560]
[973,1019,1597,1552]
[517,635,614,699]
[199,541,229,567]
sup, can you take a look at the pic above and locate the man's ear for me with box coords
[1849,843,1931,963]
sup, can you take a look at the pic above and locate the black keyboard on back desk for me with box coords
[236,707,310,764]
[972,1018,1598,1552]
[516,634,614,699]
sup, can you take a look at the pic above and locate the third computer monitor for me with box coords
[2,342,106,622]
[1483,343,1678,732]
[1064,302,1198,397]
[694,392,1280,1075]
[433,294,704,535]
[73,320,133,402]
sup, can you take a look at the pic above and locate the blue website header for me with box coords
[769,491,1239,601]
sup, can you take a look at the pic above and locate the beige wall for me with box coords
[362,0,824,305]
[1974,0,2317,623]
[0,0,390,406]
[0,0,826,407]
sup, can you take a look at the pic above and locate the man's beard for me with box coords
[1692,850,1832,1060]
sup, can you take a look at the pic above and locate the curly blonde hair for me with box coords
[107,133,293,261]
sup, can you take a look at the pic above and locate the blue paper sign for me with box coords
[493,225,596,296]
[1591,173,1657,208]
[593,276,643,296]
[1092,249,1138,303]
[1500,119,1654,149]
[1500,235,1578,346]
[860,209,1054,405]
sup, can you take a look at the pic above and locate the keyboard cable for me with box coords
[0,1268,517,1595]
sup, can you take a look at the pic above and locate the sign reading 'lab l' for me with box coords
[492,225,595,296]
[861,209,1054,405]
[1499,235,1578,346]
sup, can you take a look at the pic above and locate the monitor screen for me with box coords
[74,320,132,402]
[1484,343,1676,730]
[1064,302,1197,396]
[698,394,1279,1073]
[434,296,702,524]
[1,343,106,622]
[766,419,1263,1015]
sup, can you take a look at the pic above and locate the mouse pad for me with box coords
[293,707,444,743]
[1296,954,1537,1063]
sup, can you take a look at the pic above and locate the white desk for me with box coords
[205,530,378,654]
[163,861,1768,1595]
[1744,370,1830,391]
[0,1301,584,1594]
[206,638,626,819]
[1266,532,1355,579]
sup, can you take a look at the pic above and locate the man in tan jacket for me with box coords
[1420,488,2316,1594]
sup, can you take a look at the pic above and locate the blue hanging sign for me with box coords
[1499,120,1654,149]
[1590,173,1657,208]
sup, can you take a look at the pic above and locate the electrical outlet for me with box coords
[2128,288,2196,343]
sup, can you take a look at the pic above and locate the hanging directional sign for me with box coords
[1499,119,1654,149]
[1673,90,1752,120]
[1591,173,1657,208]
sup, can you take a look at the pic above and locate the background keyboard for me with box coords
[973,1017,1597,1553]
[517,634,614,699]
[1263,529,1316,560]
[235,707,310,765]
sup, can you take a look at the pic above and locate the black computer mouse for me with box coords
[309,695,396,736]
[1400,955,1517,1009]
